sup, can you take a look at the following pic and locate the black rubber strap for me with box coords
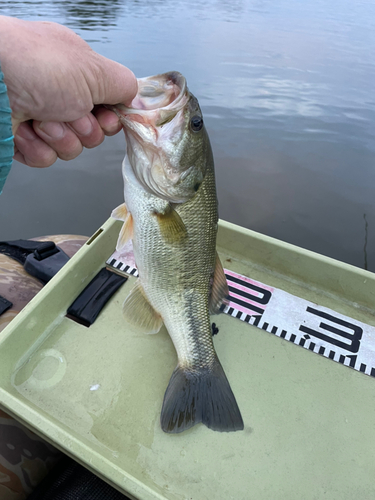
[67,268,127,327]
[0,239,70,284]
[0,295,12,316]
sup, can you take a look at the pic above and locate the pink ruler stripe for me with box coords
[224,269,274,315]
[227,290,267,312]
[225,301,264,316]
[225,269,274,293]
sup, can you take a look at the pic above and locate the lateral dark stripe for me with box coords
[280,330,287,338]
[319,346,325,355]
[360,363,366,372]
[329,351,335,359]
[290,334,296,343]
[271,326,278,334]
[339,354,345,364]
[309,342,316,351]
[110,258,116,266]
[262,322,269,331]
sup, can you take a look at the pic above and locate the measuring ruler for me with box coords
[106,246,375,378]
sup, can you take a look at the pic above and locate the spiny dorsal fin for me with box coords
[111,203,128,221]
[116,213,134,251]
[154,205,188,245]
[123,281,163,334]
[209,252,229,314]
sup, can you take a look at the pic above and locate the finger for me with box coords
[13,150,28,165]
[93,106,122,136]
[67,113,105,148]
[88,54,138,106]
[14,122,57,168]
[33,121,83,161]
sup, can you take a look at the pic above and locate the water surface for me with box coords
[1,0,375,270]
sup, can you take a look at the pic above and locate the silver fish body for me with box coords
[113,72,243,433]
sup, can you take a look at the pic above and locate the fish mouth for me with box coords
[112,71,189,141]
[111,72,195,203]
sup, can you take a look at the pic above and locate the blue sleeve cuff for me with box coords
[0,64,14,194]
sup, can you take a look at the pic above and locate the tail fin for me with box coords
[160,359,244,433]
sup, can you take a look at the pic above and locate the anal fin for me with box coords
[209,252,229,314]
[123,281,163,334]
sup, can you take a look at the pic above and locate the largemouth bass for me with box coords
[111,71,243,433]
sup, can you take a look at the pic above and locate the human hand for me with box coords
[0,16,137,167]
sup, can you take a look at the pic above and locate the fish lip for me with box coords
[108,72,190,148]
[112,71,189,120]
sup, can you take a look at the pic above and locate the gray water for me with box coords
[1,0,375,271]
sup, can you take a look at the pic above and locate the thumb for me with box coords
[88,53,138,107]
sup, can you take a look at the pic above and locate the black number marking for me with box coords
[225,274,272,305]
[299,307,363,353]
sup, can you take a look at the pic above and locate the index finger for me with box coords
[92,106,123,136]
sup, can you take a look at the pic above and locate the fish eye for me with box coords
[190,115,203,132]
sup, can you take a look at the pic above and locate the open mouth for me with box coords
[112,71,189,131]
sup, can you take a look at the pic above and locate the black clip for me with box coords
[24,245,70,284]
[0,239,70,284]
[33,241,59,261]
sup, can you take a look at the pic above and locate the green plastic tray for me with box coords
[0,218,374,500]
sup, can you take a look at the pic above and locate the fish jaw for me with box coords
[111,71,208,204]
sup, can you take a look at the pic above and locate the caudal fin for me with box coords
[160,359,244,433]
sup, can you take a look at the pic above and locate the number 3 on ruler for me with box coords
[299,307,363,354]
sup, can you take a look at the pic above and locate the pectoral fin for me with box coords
[122,281,163,334]
[209,252,229,314]
[116,213,134,251]
[154,205,188,245]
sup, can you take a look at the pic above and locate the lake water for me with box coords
[1,0,375,271]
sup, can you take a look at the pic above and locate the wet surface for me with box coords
[1,0,375,271]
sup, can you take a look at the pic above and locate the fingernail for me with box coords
[69,115,93,136]
[38,121,65,139]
